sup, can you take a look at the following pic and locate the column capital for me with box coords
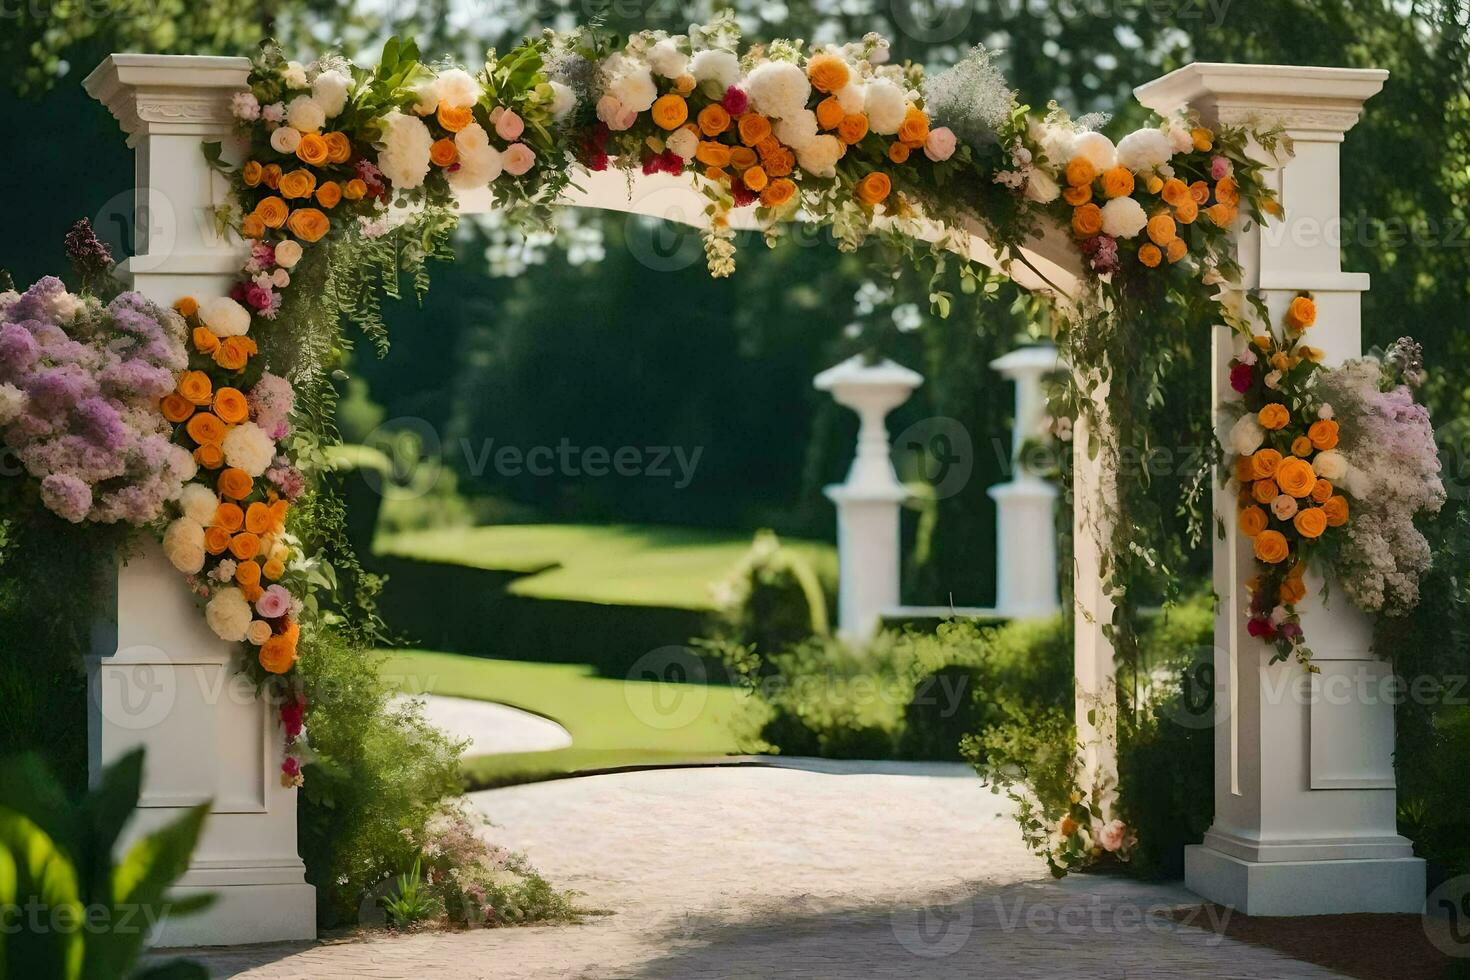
[1134,63,1387,139]
[83,54,252,146]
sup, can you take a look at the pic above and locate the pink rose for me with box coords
[923,126,957,162]
[503,143,535,176]
[494,109,525,141]
[1098,819,1127,853]
[256,584,291,619]
[1210,155,1233,180]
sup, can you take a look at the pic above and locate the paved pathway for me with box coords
[180,761,1348,979]
[390,694,572,755]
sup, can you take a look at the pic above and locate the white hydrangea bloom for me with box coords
[691,49,740,89]
[285,95,326,133]
[1069,131,1117,171]
[376,111,433,190]
[311,70,351,118]
[448,123,503,190]
[864,78,906,134]
[1115,128,1173,172]
[205,588,253,642]
[796,134,844,178]
[647,38,689,79]
[199,297,251,338]
[1100,197,1147,239]
[747,61,811,119]
[222,422,276,477]
[774,109,819,151]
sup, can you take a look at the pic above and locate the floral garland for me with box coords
[135,22,1293,785]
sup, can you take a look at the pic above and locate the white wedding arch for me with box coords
[81,52,1418,947]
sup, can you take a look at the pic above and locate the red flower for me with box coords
[281,756,301,777]
[722,86,749,116]
[658,151,684,175]
[1247,617,1276,639]
[641,152,661,176]
[731,178,757,207]
[1230,363,1254,393]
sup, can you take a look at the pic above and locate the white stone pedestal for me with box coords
[988,346,1061,618]
[84,54,315,945]
[815,356,922,641]
[1138,63,1424,916]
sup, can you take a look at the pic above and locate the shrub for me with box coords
[707,530,829,659]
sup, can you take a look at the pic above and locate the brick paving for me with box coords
[178,761,1349,979]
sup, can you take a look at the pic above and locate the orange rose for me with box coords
[1253,478,1280,504]
[177,370,213,406]
[270,499,289,529]
[215,336,257,371]
[194,444,224,469]
[1276,457,1316,498]
[214,501,244,533]
[1166,238,1187,263]
[760,179,796,208]
[1062,184,1092,206]
[229,532,261,561]
[315,181,342,209]
[1234,457,1256,484]
[1291,436,1313,457]
[1257,403,1290,430]
[1065,157,1096,188]
[160,392,193,423]
[324,131,352,164]
[1100,167,1134,198]
[1287,295,1317,330]
[728,146,758,171]
[278,168,316,200]
[806,53,850,94]
[1137,243,1162,268]
[212,387,248,425]
[218,467,253,500]
[1294,507,1327,539]
[241,161,264,187]
[344,179,367,201]
[695,141,732,168]
[259,625,299,674]
[185,411,226,446]
[430,138,458,167]
[697,104,731,137]
[1160,178,1190,207]
[1311,478,1333,504]
[855,172,892,206]
[204,525,232,554]
[1146,213,1177,246]
[437,104,473,133]
[1250,448,1283,480]
[704,166,728,183]
[1279,575,1307,605]
[241,214,266,239]
[888,142,910,164]
[897,107,930,148]
[286,208,330,243]
[742,166,769,193]
[1207,202,1238,227]
[738,114,772,146]
[1191,127,1214,151]
[651,94,688,130]
[1174,198,1198,224]
[815,97,845,131]
[254,196,289,229]
[1189,180,1210,206]
[1308,419,1339,451]
[1216,176,1240,205]
[192,326,220,354]
[1238,506,1268,538]
[837,114,869,145]
[1071,203,1103,238]
[245,501,275,534]
[262,557,286,580]
[763,148,794,177]
[1253,529,1289,564]
[296,132,330,166]
[755,136,781,159]
[235,559,261,588]
[1323,495,1350,527]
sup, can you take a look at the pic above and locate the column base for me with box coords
[151,880,316,947]
[1185,844,1424,916]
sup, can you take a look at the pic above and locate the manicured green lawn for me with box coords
[375,523,836,610]
[379,649,750,788]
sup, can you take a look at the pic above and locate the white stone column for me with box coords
[815,355,922,641]
[1137,64,1424,915]
[85,54,316,946]
[988,346,1062,618]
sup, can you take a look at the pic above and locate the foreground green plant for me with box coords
[380,856,439,928]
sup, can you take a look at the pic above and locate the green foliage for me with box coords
[379,857,439,928]
[0,749,209,980]
[706,530,829,658]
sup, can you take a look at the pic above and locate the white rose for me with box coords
[1069,131,1117,171]
[1115,128,1173,172]
[222,422,276,477]
[773,109,819,151]
[747,61,811,119]
[1030,120,1073,168]
[435,68,481,110]
[666,127,698,160]
[162,517,206,575]
[179,483,219,526]
[1271,494,1299,521]
[691,49,740,89]
[549,81,576,121]
[607,67,657,113]
[411,75,441,115]
[199,296,251,338]
[282,62,308,90]
[834,83,866,115]
[286,95,326,133]
[205,587,253,642]
[647,38,689,79]
[1317,403,1335,420]
[1100,197,1147,239]
[376,111,433,191]
[269,126,302,154]
[447,123,503,190]
[1313,449,1348,481]
[271,268,290,288]
[1227,414,1266,456]
[1023,169,1060,204]
[273,239,303,269]
[311,70,351,118]
[796,134,844,179]
[864,78,906,134]
[246,619,273,646]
